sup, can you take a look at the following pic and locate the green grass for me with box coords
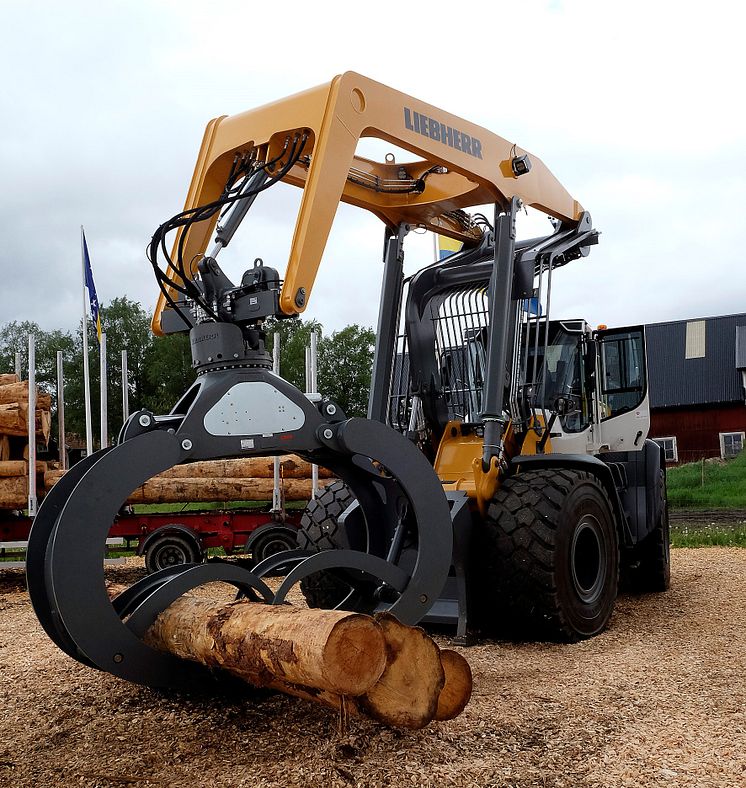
[666,451,746,509]
[671,522,746,548]
[131,500,307,514]
[132,500,266,514]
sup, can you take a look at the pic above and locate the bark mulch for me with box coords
[0,548,744,787]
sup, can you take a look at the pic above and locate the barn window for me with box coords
[653,436,678,463]
[720,432,744,459]
[685,320,706,359]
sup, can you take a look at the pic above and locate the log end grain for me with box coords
[435,649,473,721]
[322,614,387,696]
[359,612,445,730]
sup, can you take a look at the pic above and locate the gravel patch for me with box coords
[1,549,744,787]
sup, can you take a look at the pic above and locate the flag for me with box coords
[82,229,102,344]
[523,296,543,316]
[437,234,462,260]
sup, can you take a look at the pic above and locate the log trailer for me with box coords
[1,505,299,572]
[27,73,669,690]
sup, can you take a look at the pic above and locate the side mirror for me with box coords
[554,395,581,416]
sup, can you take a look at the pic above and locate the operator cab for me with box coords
[520,319,649,455]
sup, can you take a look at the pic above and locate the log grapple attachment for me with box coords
[27,316,453,688]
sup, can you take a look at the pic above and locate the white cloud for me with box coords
[0,0,743,343]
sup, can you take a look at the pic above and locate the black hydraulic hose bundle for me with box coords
[147,133,308,327]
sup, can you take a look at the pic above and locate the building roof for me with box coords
[645,312,746,409]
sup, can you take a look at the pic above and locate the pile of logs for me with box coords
[43,455,335,506]
[0,373,53,509]
[0,366,330,510]
[145,597,473,729]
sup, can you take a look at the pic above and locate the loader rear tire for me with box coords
[297,481,358,610]
[475,468,619,641]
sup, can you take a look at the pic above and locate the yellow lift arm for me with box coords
[152,71,584,334]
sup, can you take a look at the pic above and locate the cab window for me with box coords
[600,330,645,417]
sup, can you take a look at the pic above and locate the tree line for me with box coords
[0,297,375,446]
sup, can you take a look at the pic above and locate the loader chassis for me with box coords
[27,73,669,690]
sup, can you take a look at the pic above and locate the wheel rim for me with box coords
[255,537,294,562]
[155,544,190,569]
[570,515,606,604]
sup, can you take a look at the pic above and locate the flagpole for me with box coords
[81,226,93,456]
[121,349,129,423]
[56,350,67,471]
[27,335,38,516]
[100,332,108,449]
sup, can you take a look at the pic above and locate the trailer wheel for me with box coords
[250,528,298,564]
[144,534,201,574]
[475,468,619,641]
[624,471,671,592]
[296,481,360,609]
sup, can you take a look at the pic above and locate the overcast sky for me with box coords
[1,0,743,339]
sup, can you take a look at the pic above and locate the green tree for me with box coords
[99,297,153,434]
[265,317,323,391]
[143,333,196,414]
[0,320,43,378]
[59,318,104,441]
[318,325,375,417]
[0,321,74,400]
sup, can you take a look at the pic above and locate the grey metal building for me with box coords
[645,312,746,464]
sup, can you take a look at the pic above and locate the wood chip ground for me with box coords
[1,548,744,787]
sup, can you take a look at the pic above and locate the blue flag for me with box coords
[82,229,102,344]
[437,234,462,260]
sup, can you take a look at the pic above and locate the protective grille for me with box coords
[388,333,411,432]
[431,285,490,422]
[388,283,490,431]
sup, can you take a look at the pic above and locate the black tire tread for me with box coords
[144,534,200,574]
[474,468,618,641]
[297,481,356,609]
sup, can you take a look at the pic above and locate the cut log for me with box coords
[126,476,333,504]
[0,460,47,477]
[43,473,334,504]
[434,649,473,721]
[0,404,26,436]
[159,455,334,480]
[357,612,445,729]
[144,597,387,696]
[0,403,51,440]
[0,436,9,461]
[145,597,469,729]
[0,374,19,386]
[0,476,27,508]
[44,469,65,488]
[0,381,52,410]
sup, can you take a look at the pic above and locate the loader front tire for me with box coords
[475,468,619,641]
[297,481,358,610]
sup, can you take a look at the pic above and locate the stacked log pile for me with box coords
[43,454,335,505]
[0,373,53,509]
[0,367,333,509]
[145,598,473,729]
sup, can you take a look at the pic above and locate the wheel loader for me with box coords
[27,73,669,688]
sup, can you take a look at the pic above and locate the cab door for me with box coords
[596,326,649,453]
